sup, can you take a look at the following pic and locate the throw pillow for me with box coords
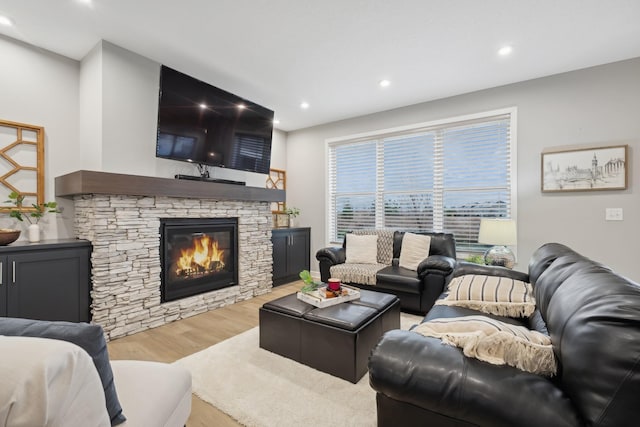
[352,229,394,264]
[0,318,126,426]
[345,233,378,264]
[398,232,431,270]
[413,315,557,376]
[436,274,536,317]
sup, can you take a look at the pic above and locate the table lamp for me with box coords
[478,218,517,268]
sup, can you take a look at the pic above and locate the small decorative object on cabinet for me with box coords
[285,206,300,228]
[0,229,20,246]
[4,191,61,243]
[272,227,310,286]
[0,239,91,322]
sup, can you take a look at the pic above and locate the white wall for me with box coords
[101,41,159,176]
[286,58,640,280]
[269,128,287,170]
[78,42,103,172]
[0,35,80,239]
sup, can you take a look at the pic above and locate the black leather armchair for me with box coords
[316,231,457,314]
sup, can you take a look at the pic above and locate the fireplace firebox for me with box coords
[160,218,238,302]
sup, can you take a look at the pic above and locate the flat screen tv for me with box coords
[156,65,274,175]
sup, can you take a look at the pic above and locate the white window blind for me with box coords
[328,109,515,252]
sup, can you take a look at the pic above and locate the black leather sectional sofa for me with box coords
[368,243,640,427]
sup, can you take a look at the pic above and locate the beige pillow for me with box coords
[399,233,431,270]
[436,274,535,317]
[414,315,556,376]
[345,234,378,264]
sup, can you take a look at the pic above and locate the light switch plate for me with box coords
[605,208,623,221]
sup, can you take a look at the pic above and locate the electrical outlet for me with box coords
[605,208,623,221]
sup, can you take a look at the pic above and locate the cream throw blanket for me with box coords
[414,315,557,376]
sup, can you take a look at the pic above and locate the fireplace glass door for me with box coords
[160,218,238,302]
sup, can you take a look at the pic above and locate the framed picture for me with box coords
[273,213,290,228]
[541,145,628,192]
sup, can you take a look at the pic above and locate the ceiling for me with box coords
[1,0,640,132]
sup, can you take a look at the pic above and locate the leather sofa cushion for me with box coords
[425,303,530,329]
[376,265,421,294]
[262,293,314,317]
[303,304,378,331]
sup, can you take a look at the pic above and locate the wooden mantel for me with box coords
[55,170,285,203]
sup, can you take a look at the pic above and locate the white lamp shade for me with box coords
[478,219,517,246]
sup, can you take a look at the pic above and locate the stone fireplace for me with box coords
[56,170,285,340]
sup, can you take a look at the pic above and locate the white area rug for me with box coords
[174,312,423,427]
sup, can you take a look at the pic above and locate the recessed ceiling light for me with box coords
[498,45,513,56]
[379,79,391,88]
[0,15,15,27]
[300,102,310,110]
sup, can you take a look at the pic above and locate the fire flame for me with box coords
[176,234,225,277]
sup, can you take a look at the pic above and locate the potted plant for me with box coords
[299,270,320,293]
[6,191,60,242]
[285,206,300,227]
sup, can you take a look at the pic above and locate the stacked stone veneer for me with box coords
[73,195,273,340]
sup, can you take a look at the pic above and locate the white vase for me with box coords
[289,217,297,228]
[28,223,40,243]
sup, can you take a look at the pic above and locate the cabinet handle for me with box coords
[0,261,2,285]
[12,261,15,284]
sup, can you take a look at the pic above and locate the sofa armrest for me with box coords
[417,255,456,278]
[316,246,346,265]
[454,260,530,282]
[369,330,581,427]
[112,360,192,427]
[316,247,346,282]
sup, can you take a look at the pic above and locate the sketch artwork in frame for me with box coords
[541,145,628,192]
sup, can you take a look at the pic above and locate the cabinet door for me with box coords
[0,257,6,317]
[288,230,310,274]
[6,248,90,322]
[271,231,289,283]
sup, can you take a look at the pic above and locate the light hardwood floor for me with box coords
[107,281,304,427]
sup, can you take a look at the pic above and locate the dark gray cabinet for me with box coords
[0,239,91,322]
[272,227,310,286]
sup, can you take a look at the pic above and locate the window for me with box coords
[327,108,516,252]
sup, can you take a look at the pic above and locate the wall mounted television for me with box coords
[156,65,274,176]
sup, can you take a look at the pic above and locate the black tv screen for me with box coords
[156,65,274,174]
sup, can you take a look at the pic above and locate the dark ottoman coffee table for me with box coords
[259,289,400,383]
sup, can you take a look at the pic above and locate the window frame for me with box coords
[324,107,518,255]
